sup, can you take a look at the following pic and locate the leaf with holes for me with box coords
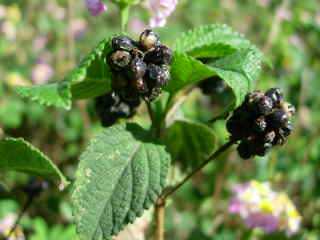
[16,38,113,109]
[174,24,262,59]
[72,123,171,240]
[0,138,69,188]
[163,119,216,171]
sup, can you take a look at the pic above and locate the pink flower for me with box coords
[228,181,301,236]
[32,62,54,85]
[70,18,88,39]
[129,18,147,35]
[148,0,178,27]
[85,0,107,16]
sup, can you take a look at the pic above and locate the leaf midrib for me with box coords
[94,141,142,239]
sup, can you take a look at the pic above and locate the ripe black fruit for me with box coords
[198,76,226,95]
[267,110,289,128]
[253,116,267,133]
[265,88,283,106]
[252,96,273,115]
[140,29,159,50]
[144,45,173,65]
[23,178,49,197]
[109,50,131,71]
[95,92,139,127]
[128,57,147,80]
[112,36,137,51]
[237,140,252,159]
[147,64,170,87]
[228,88,295,159]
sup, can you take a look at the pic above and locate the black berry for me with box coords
[228,88,295,159]
[128,57,147,80]
[267,110,289,128]
[109,50,131,71]
[237,140,252,159]
[265,88,283,107]
[251,96,273,116]
[253,116,267,133]
[23,178,49,197]
[144,45,173,65]
[112,36,137,51]
[139,29,160,50]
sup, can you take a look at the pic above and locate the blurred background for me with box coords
[0,0,320,239]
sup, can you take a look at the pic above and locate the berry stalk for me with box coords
[161,140,235,200]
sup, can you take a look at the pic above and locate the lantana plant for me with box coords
[0,1,301,240]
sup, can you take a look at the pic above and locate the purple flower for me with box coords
[148,0,178,27]
[244,213,279,233]
[85,0,107,16]
[228,181,301,236]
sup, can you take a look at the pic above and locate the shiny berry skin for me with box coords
[112,36,137,51]
[264,131,276,143]
[237,140,252,159]
[253,96,273,115]
[109,50,131,71]
[198,77,226,95]
[128,57,147,80]
[265,88,283,107]
[267,110,289,128]
[23,178,49,197]
[144,45,173,65]
[147,64,170,87]
[279,122,293,137]
[95,92,138,127]
[245,91,264,105]
[255,142,272,157]
[281,102,296,117]
[132,78,148,93]
[140,29,159,50]
[253,116,267,133]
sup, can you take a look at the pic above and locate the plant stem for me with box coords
[120,4,130,32]
[154,198,166,240]
[146,101,155,124]
[161,140,235,200]
[5,195,34,240]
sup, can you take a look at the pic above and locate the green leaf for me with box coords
[163,119,216,170]
[0,138,69,188]
[72,123,171,240]
[174,24,261,59]
[166,48,262,106]
[165,52,216,93]
[16,83,71,109]
[16,38,112,109]
[210,49,262,106]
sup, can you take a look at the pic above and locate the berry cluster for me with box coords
[95,91,140,127]
[226,88,295,159]
[95,29,172,127]
[109,29,172,101]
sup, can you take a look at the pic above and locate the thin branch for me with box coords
[145,100,155,124]
[154,198,166,240]
[161,140,235,200]
[5,195,34,240]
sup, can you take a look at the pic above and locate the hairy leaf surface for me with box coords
[0,138,68,187]
[72,124,171,240]
[16,38,112,109]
